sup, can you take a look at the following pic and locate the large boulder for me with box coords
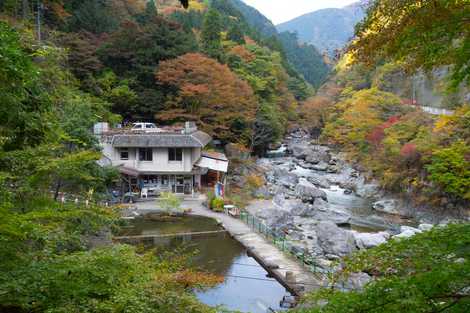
[316,221,357,257]
[292,199,351,224]
[393,226,422,239]
[311,162,329,171]
[340,272,372,290]
[311,200,351,224]
[418,223,434,231]
[305,150,330,165]
[353,231,390,249]
[273,168,299,189]
[372,199,401,215]
[290,144,311,160]
[295,179,327,203]
[306,174,330,189]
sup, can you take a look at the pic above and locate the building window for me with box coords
[138,148,153,161]
[168,148,183,161]
[120,148,129,160]
[161,175,169,186]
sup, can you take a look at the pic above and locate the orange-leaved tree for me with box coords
[155,53,257,144]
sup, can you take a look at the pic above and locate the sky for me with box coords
[241,0,358,24]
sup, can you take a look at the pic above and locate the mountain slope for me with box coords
[230,0,277,37]
[227,0,329,87]
[277,2,365,53]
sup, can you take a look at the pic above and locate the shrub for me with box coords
[210,197,224,212]
[246,174,264,190]
[159,192,182,214]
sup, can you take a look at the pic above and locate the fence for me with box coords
[239,210,325,277]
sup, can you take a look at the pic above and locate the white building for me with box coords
[97,122,228,196]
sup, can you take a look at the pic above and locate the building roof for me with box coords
[111,130,212,148]
[202,151,228,161]
[196,154,229,173]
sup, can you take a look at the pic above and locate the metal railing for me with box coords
[239,210,326,277]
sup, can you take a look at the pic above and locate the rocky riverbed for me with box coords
[246,130,443,284]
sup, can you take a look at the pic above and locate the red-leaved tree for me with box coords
[366,115,400,147]
[155,53,257,144]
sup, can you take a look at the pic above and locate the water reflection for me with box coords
[119,216,290,313]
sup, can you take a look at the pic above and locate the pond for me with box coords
[118,216,291,313]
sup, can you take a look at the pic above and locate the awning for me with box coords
[196,152,229,173]
[118,166,140,177]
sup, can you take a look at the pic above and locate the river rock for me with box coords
[418,223,434,231]
[257,208,292,230]
[300,199,351,224]
[393,226,422,239]
[252,186,271,199]
[295,179,328,203]
[327,164,341,173]
[372,199,401,215]
[393,229,417,239]
[400,225,422,234]
[355,180,381,198]
[311,162,329,171]
[306,174,330,189]
[341,272,372,290]
[316,221,357,257]
[273,168,299,189]
[290,144,311,160]
[305,150,330,165]
[353,231,390,249]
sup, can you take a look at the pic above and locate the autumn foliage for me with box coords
[366,116,400,147]
[156,53,257,143]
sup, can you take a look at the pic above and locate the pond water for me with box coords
[119,216,290,313]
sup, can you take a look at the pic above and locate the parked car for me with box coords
[131,122,157,131]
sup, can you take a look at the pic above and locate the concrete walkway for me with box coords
[134,200,324,295]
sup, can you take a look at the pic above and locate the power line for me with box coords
[224,274,355,290]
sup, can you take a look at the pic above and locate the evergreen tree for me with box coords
[137,0,158,24]
[227,23,245,44]
[201,8,223,60]
[146,0,157,16]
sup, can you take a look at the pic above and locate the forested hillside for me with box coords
[226,0,330,88]
[277,1,365,54]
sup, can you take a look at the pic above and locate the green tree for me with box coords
[137,0,158,24]
[426,141,470,201]
[66,0,118,34]
[278,31,329,88]
[201,8,223,60]
[227,23,245,44]
[0,21,50,151]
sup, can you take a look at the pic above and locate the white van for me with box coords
[131,122,158,131]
